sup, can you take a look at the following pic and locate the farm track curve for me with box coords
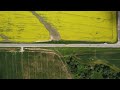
[31,11,61,41]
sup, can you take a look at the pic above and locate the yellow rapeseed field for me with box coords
[37,11,117,43]
[0,11,117,43]
[0,11,50,42]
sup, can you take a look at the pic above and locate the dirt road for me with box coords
[31,11,61,41]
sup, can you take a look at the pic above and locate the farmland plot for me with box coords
[0,48,71,79]
[0,47,120,79]
[37,11,117,43]
[0,11,50,43]
[0,11,117,43]
[48,47,120,79]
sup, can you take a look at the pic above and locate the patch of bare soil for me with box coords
[0,47,20,52]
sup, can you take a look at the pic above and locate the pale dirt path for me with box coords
[31,11,61,41]
[0,34,11,42]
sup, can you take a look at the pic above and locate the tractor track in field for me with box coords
[31,11,61,41]
[0,34,11,42]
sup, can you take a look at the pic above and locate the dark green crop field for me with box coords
[0,48,71,79]
[0,47,120,79]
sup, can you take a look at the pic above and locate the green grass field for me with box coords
[0,48,71,79]
[0,47,120,79]
[48,47,120,67]
[0,11,117,43]
[48,47,120,79]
